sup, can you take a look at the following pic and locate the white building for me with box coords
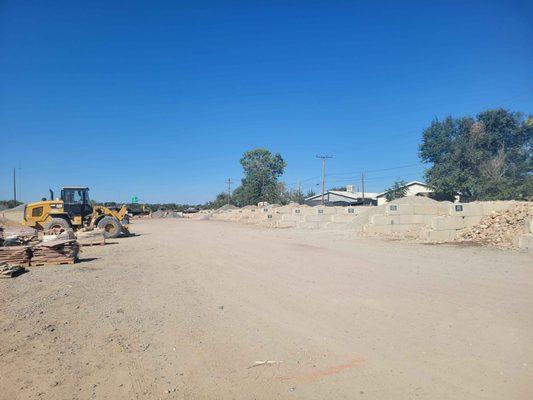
[305,188,378,206]
[375,181,433,205]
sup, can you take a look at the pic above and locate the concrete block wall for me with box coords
[517,217,533,252]
[208,201,529,243]
[362,201,449,237]
[330,214,359,223]
[423,202,525,243]
[361,200,525,242]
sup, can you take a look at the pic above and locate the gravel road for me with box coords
[1,219,532,399]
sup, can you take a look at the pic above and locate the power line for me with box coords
[286,162,423,187]
[226,178,232,205]
[316,155,333,205]
[13,167,17,203]
[328,162,423,177]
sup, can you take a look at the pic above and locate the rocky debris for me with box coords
[42,228,76,242]
[455,203,532,249]
[214,204,238,213]
[0,263,26,278]
[0,225,38,246]
[150,210,183,219]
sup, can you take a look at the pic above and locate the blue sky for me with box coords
[1,0,532,204]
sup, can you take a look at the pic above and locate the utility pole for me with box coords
[226,178,232,205]
[316,155,333,206]
[361,172,365,205]
[13,168,17,203]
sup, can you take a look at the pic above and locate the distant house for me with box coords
[304,188,378,206]
[375,181,433,205]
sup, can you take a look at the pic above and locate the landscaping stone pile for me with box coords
[454,203,532,249]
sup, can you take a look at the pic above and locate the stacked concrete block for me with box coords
[448,203,484,217]
[481,201,516,214]
[281,214,303,222]
[363,200,450,237]
[517,218,533,251]
[313,206,338,215]
[431,216,467,231]
[239,208,259,224]
[330,214,359,223]
[299,221,322,229]
[398,214,434,225]
[276,220,298,228]
[385,204,415,216]
[412,203,448,215]
[424,228,458,243]
[299,215,333,229]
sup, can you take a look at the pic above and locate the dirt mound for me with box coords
[0,216,24,229]
[455,203,532,249]
[214,204,238,213]
[151,210,183,219]
[393,196,448,206]
[3,204,26,213]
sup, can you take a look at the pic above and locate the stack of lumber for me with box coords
[76,228,106,246]
[0,263,26,278]
[0,246,31,266]
[31,239,79,266]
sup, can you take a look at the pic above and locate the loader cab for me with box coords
[61,187,93,220]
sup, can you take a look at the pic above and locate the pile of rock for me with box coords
[454,203,532,248]
[151,210,183,218]
[0,263,26,278]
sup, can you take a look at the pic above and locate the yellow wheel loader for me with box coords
[22,187,130,238]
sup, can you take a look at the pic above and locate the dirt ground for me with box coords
[1,219,532,400]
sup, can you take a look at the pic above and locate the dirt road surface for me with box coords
[1,219,532,399]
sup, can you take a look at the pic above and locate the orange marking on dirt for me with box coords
[275,357,365,383]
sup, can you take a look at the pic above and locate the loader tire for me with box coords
[43,217,71,232]
[97,217,122,239]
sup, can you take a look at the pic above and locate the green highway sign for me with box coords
[131,196,138,204]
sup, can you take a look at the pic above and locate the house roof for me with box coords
[375,181,429,198]
[305,190,378,201]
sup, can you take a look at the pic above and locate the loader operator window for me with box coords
[64,190,84,204]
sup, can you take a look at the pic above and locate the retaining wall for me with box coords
[208,200,531,247]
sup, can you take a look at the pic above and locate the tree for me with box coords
[289,187,305,204]
[419,109,532,201]
[204,192,232,209]
[231,148,287,206]
[0,200,22,210]
[385,180,408,201]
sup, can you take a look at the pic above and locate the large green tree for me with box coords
[419,109,532,200]
[385,180,408,201]
[231,148,287,206]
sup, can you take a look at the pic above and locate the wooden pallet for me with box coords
[78,239,106,247]
[0,262,30,267]
[30,260,77,267]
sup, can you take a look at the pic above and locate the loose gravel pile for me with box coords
[151,210,183,218]
[455,203,532,249]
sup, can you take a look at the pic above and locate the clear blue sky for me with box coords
[1,0,532,204]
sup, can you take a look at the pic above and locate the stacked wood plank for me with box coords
[31,239,80,266]
[0,246,31,266]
